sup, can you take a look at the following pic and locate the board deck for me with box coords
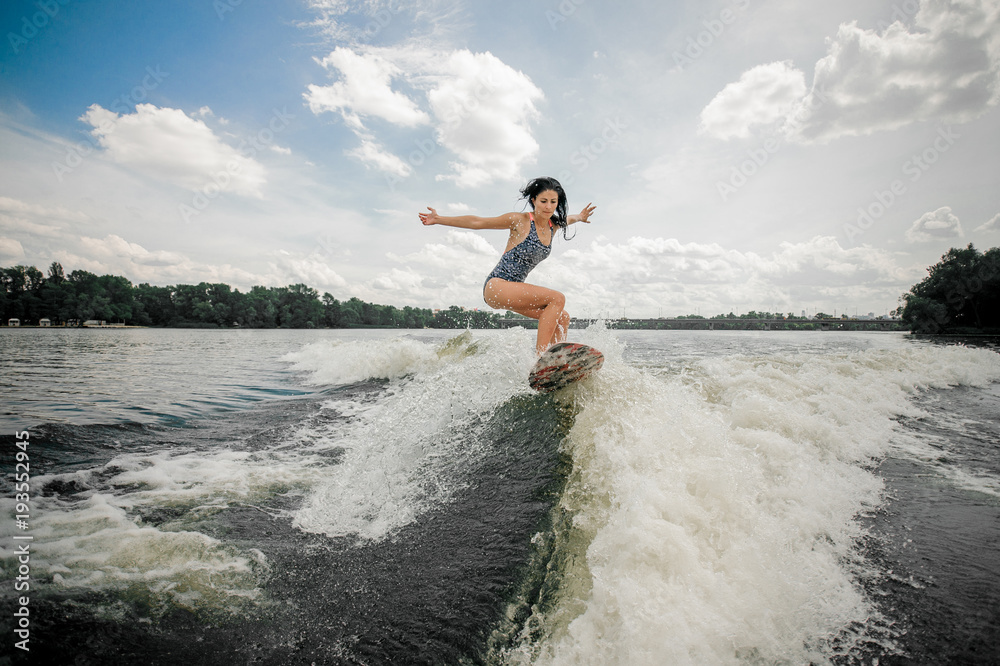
[529,342,604,393]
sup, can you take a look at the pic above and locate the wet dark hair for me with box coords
[519,176,574,239]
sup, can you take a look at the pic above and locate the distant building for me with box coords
[7,318,19,327]
[40,318,52,327]
[82,320,107,327]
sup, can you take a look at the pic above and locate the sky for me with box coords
[1,0,999,319]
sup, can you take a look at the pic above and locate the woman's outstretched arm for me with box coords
[419,207,517,230]
[566,203,596,226]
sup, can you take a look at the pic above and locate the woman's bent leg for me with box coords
[484,278,568,353]
[553,310,571,347]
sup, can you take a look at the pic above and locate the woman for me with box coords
[419,176,595,354]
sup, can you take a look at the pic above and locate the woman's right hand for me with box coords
[419,207,439,226]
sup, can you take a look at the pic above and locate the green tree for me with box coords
[900,296,949,334]
[172,283,211,325]
[901,244,1000,333]
[206,283,237,326]
[432,305,471,329]
[135,284,176,326]
[38,279,71,324]
[244,286,278,328]
[66,270,104,322]
[322,293,342,327]
[1,266,45,322]
[272,284,322,328]
[2,262,505,330]
[48,262,65,283]
[340,297,364,327]
[100,275,135,322]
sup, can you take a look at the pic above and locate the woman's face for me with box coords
[533,189,559,217]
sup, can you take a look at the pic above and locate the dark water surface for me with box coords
[868,381,1000,665]
[1,328,998,665]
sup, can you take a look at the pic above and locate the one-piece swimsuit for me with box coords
[483,213,552,293]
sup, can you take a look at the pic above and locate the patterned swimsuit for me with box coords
[483,213,552,293]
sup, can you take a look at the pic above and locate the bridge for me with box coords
[496,317,906,331]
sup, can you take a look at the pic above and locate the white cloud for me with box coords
[347,138,412,177]
[51,234,320,291]
[701,1,1000,144]
[306,45,542,187]
[376,228,500,305]
[81,104,267,197]
[302,0,468,49]
[0,196,90,223]
[0,197,82,240]
[906,206,964,242]
[78,234,188,267]
[302,0,399,44]
[973,213,1000,233]
[442,228,497,255]
[426,49,542,187]
[699,61,807,140]
[381,232,917,316]
[389,229,497,270]
[371,267,424,293]
[553,235,908,292]
[266,250,348,292]
[771,236,913,283]
[787,0,1000,143]
[0,237,25,262]
[305,47,431,129]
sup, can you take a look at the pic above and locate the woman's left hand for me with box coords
[577,203,596,223]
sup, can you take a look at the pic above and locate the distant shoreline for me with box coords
[3,320,914,332]
[911,332,1000,339]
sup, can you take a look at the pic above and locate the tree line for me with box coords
[898,244,1000,334]
[0,263,508,329]
[5,246,998,333]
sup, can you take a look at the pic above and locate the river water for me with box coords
[1,327,998,665]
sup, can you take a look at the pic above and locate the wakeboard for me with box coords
[529,342,604,393]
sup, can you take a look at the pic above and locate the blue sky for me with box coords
[2,0,999,318]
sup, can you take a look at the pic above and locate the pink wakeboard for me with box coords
[529,342,604,393]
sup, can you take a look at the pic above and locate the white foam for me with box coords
[7,329,997,646]
[0,430,336,616]
[293,329,538,541]
[888,380,1000,498]
[283,335,445,386]
[503,339,1000,665]
[0,487,269,617]
[0,330,529,617]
